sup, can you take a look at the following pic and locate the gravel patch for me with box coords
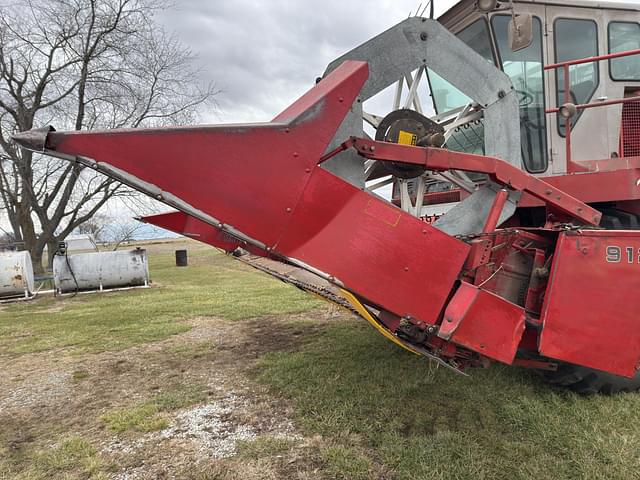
[159,393,256,458]
[108,390,301,480]
[0,371,71,411]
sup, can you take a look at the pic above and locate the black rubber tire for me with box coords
[538,208,640,394]
[541,364,640,395]
[600,208,640,230]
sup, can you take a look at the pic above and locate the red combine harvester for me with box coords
[13,0,640,393]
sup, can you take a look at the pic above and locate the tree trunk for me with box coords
[30,243,45,274]
[46,239,59,271]
[16,201,45,272]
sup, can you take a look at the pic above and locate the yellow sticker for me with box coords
[397,130,418,146]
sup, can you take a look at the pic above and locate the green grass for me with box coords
[0,436,107,480]
[257,320,640,480]
[236,436,299,458]
[101,383,208,433]
[0,245,320,355]
[34,437,103,476]
[320,445,372,480]
[101,402,169,433]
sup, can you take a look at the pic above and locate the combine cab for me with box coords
[13,0,640,393]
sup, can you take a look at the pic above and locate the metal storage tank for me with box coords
[53,249,150,294]
[0,251,35,298]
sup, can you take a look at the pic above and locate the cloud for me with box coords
[158,0,639,124]
[158,0,445,123]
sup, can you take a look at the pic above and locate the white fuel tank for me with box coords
[0,251,35,298]
[53,249,149,293]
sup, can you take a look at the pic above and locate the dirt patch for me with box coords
[213,313,332,361]
[0,309,346,478]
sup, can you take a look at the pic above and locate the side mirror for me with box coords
[509,13,534,52]
[477,0,498,12]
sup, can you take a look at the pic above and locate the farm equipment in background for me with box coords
[13,0,640,394]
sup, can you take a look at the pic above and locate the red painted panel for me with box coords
[440,282,526,364]
[45,61,369,251]
[37,62,470,326]
[519,168,640,207]
[142,211,265,255]
[276,168,470,325]
[540,231,640,377]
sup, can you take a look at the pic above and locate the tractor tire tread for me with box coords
[542,364,640,395]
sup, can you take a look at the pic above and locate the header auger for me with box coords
[13,0,640,394]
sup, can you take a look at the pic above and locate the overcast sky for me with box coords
[157,0,457,123]
[157,0,638,125]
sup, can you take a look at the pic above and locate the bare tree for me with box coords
[104,220,144,250]
[77,213,108,242]
[0,229,15,250]
[0,0,216,271]
[77,213,143,250]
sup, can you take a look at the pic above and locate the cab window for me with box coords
[609,22,640,81]
[492,15,548,173]
[554,18,599,136]
[456,18,495,65]
[428,19,495,114]
[428,69,471,113]
[427,19,494,156]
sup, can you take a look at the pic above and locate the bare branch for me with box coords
[0,0,217,271]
